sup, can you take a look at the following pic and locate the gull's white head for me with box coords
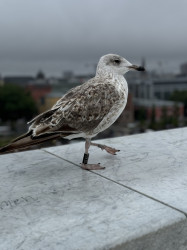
[96,54,145,76]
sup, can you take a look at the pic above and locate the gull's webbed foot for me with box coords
[91,143,120,155]
[101,145,120,155]
[81,163,105,170]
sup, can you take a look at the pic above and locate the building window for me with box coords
[164,92,170,99]
[155,92,161,99]
[146,85,150,99]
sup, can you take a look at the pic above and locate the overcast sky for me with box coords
[0,0,187,76]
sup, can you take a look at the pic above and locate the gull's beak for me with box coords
[128,65,145,71]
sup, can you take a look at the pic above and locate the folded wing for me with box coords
[29,79,120,137]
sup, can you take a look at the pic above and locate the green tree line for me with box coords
[0,84,38,122]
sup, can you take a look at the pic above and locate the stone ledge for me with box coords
[0,127,187,250]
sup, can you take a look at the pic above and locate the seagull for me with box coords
[0,54,145,170]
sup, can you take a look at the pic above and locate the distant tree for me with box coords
[151,105,156,123]
[134,106,147,132]
[149,105,157,130]
[160,106,168,129]
[170,90,187,116]
[171,104,179,127]
[135,107,147,121]
[160,105,179,129]
[0,84,38,122]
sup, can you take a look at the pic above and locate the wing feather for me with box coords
[30,78,120,137]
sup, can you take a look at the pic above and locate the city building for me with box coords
[134,98,184,121]
[3,76,34,87]
[26,83,52,113]
[180,62,187,76]
[128,75,187,100]
[153,77,187,100]
[41,92,64,112]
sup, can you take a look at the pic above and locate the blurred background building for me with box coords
[0,0,187,147]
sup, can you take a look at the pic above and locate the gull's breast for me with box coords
[90,77,128,136]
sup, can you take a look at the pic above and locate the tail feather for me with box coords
[11,130,33,142]
[0,133,61,154]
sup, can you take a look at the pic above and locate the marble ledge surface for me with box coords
[46,127,187,215]
[0,127,187,250]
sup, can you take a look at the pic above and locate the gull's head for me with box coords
[96,54,145,76]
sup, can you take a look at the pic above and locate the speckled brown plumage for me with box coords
[29,78,123,137]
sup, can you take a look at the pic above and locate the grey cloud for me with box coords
[0,0,186,75]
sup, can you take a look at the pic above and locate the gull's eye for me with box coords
[113,59,121,65]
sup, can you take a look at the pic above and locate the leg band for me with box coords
[82,153,89,164]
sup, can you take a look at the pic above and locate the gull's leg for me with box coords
[90,142,120,155]
[81,139,105,170]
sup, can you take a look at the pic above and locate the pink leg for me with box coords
[81,139,105,170]
[90,142,120,155]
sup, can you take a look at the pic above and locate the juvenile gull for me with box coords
[0,54,145,170]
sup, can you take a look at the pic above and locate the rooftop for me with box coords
[0,128,187,250]
[134,98,183,107]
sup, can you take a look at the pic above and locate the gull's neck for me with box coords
[96,66,128,93]
[96,65,123,80]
